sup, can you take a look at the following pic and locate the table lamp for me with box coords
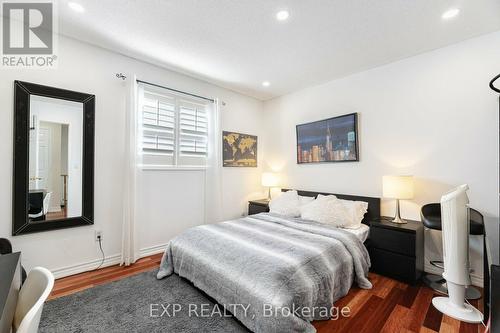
[262,172,279,200]
[383,175,414,224]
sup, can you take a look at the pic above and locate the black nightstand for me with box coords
[369,217,424,284]
[248,199,270,215]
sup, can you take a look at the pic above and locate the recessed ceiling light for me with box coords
[262,81,270,87]
[68,2,85,13]
[276,10,290,21]
[442,8,460,20]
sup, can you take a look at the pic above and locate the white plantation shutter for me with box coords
[138,83,210,167]
[141,92,176,155]
[179,101,208,156]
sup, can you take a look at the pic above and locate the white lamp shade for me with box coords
[383,175,414,199]
[262,172,279,187]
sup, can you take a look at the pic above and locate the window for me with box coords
[138,84,210,167]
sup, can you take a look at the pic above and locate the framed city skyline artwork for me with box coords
[296,113,359,164]
[223,131,257,167]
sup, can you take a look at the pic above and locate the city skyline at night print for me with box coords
[296,113,358,164]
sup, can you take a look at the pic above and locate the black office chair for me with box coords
[420,203,483,299]
[0,238,27,283]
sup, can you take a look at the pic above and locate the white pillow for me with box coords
[336,199,368,229]
[269,190,301,217]
[316,194,337,201]
[299,195,315,206]
[301,197,350,227]
[300,196,368,229]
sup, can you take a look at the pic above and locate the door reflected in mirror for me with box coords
[28,95,83,222]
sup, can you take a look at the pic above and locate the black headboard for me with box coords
[281,189,381,225]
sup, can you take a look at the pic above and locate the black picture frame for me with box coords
[12,81,95,235]
[296,112,359,164]
[222,131,258,167]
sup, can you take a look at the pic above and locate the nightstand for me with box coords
[369,217,424,284]
[248,199,270,215]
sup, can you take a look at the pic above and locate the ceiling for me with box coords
[58,0,500,100]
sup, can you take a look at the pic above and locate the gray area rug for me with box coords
[40,270,250,333]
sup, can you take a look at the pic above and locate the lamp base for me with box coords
[390,199,407,224]
[391,216,407,224]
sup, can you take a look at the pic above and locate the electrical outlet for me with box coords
[95,230,103,242]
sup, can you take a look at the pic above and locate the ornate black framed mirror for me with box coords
[13,81,95,235]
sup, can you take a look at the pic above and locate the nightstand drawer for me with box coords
[248,204,269,215]
[370,247,418,283]
[370,226,415,257]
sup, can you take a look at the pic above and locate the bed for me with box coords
[157,190,380,333]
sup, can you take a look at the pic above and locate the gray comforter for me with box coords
[157,213,372,333]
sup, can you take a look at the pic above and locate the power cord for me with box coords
[464,297,486,328]
[92,236,105,271]
[437,286,487,328]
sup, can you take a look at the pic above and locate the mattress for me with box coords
[344,223,370,242]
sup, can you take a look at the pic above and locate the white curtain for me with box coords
[120,75,140,266]
[204,99,223,224]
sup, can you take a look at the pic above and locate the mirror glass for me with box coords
[28,95,83,222]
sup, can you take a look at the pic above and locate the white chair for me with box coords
[13,267,54,333]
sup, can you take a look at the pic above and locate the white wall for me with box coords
[0,35,264,277]
[263,31,500,285]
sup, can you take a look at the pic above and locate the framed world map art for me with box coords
[222,131,257,167]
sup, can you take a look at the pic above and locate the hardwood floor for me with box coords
[49,254,485,333]
[313,274,485,333]
[49,253,163,300]
[46,206,67,220]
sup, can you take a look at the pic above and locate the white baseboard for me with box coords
[139,243,167,257]
[424,263,483,287]
[51,243,167,279]
[51,253,122,279]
